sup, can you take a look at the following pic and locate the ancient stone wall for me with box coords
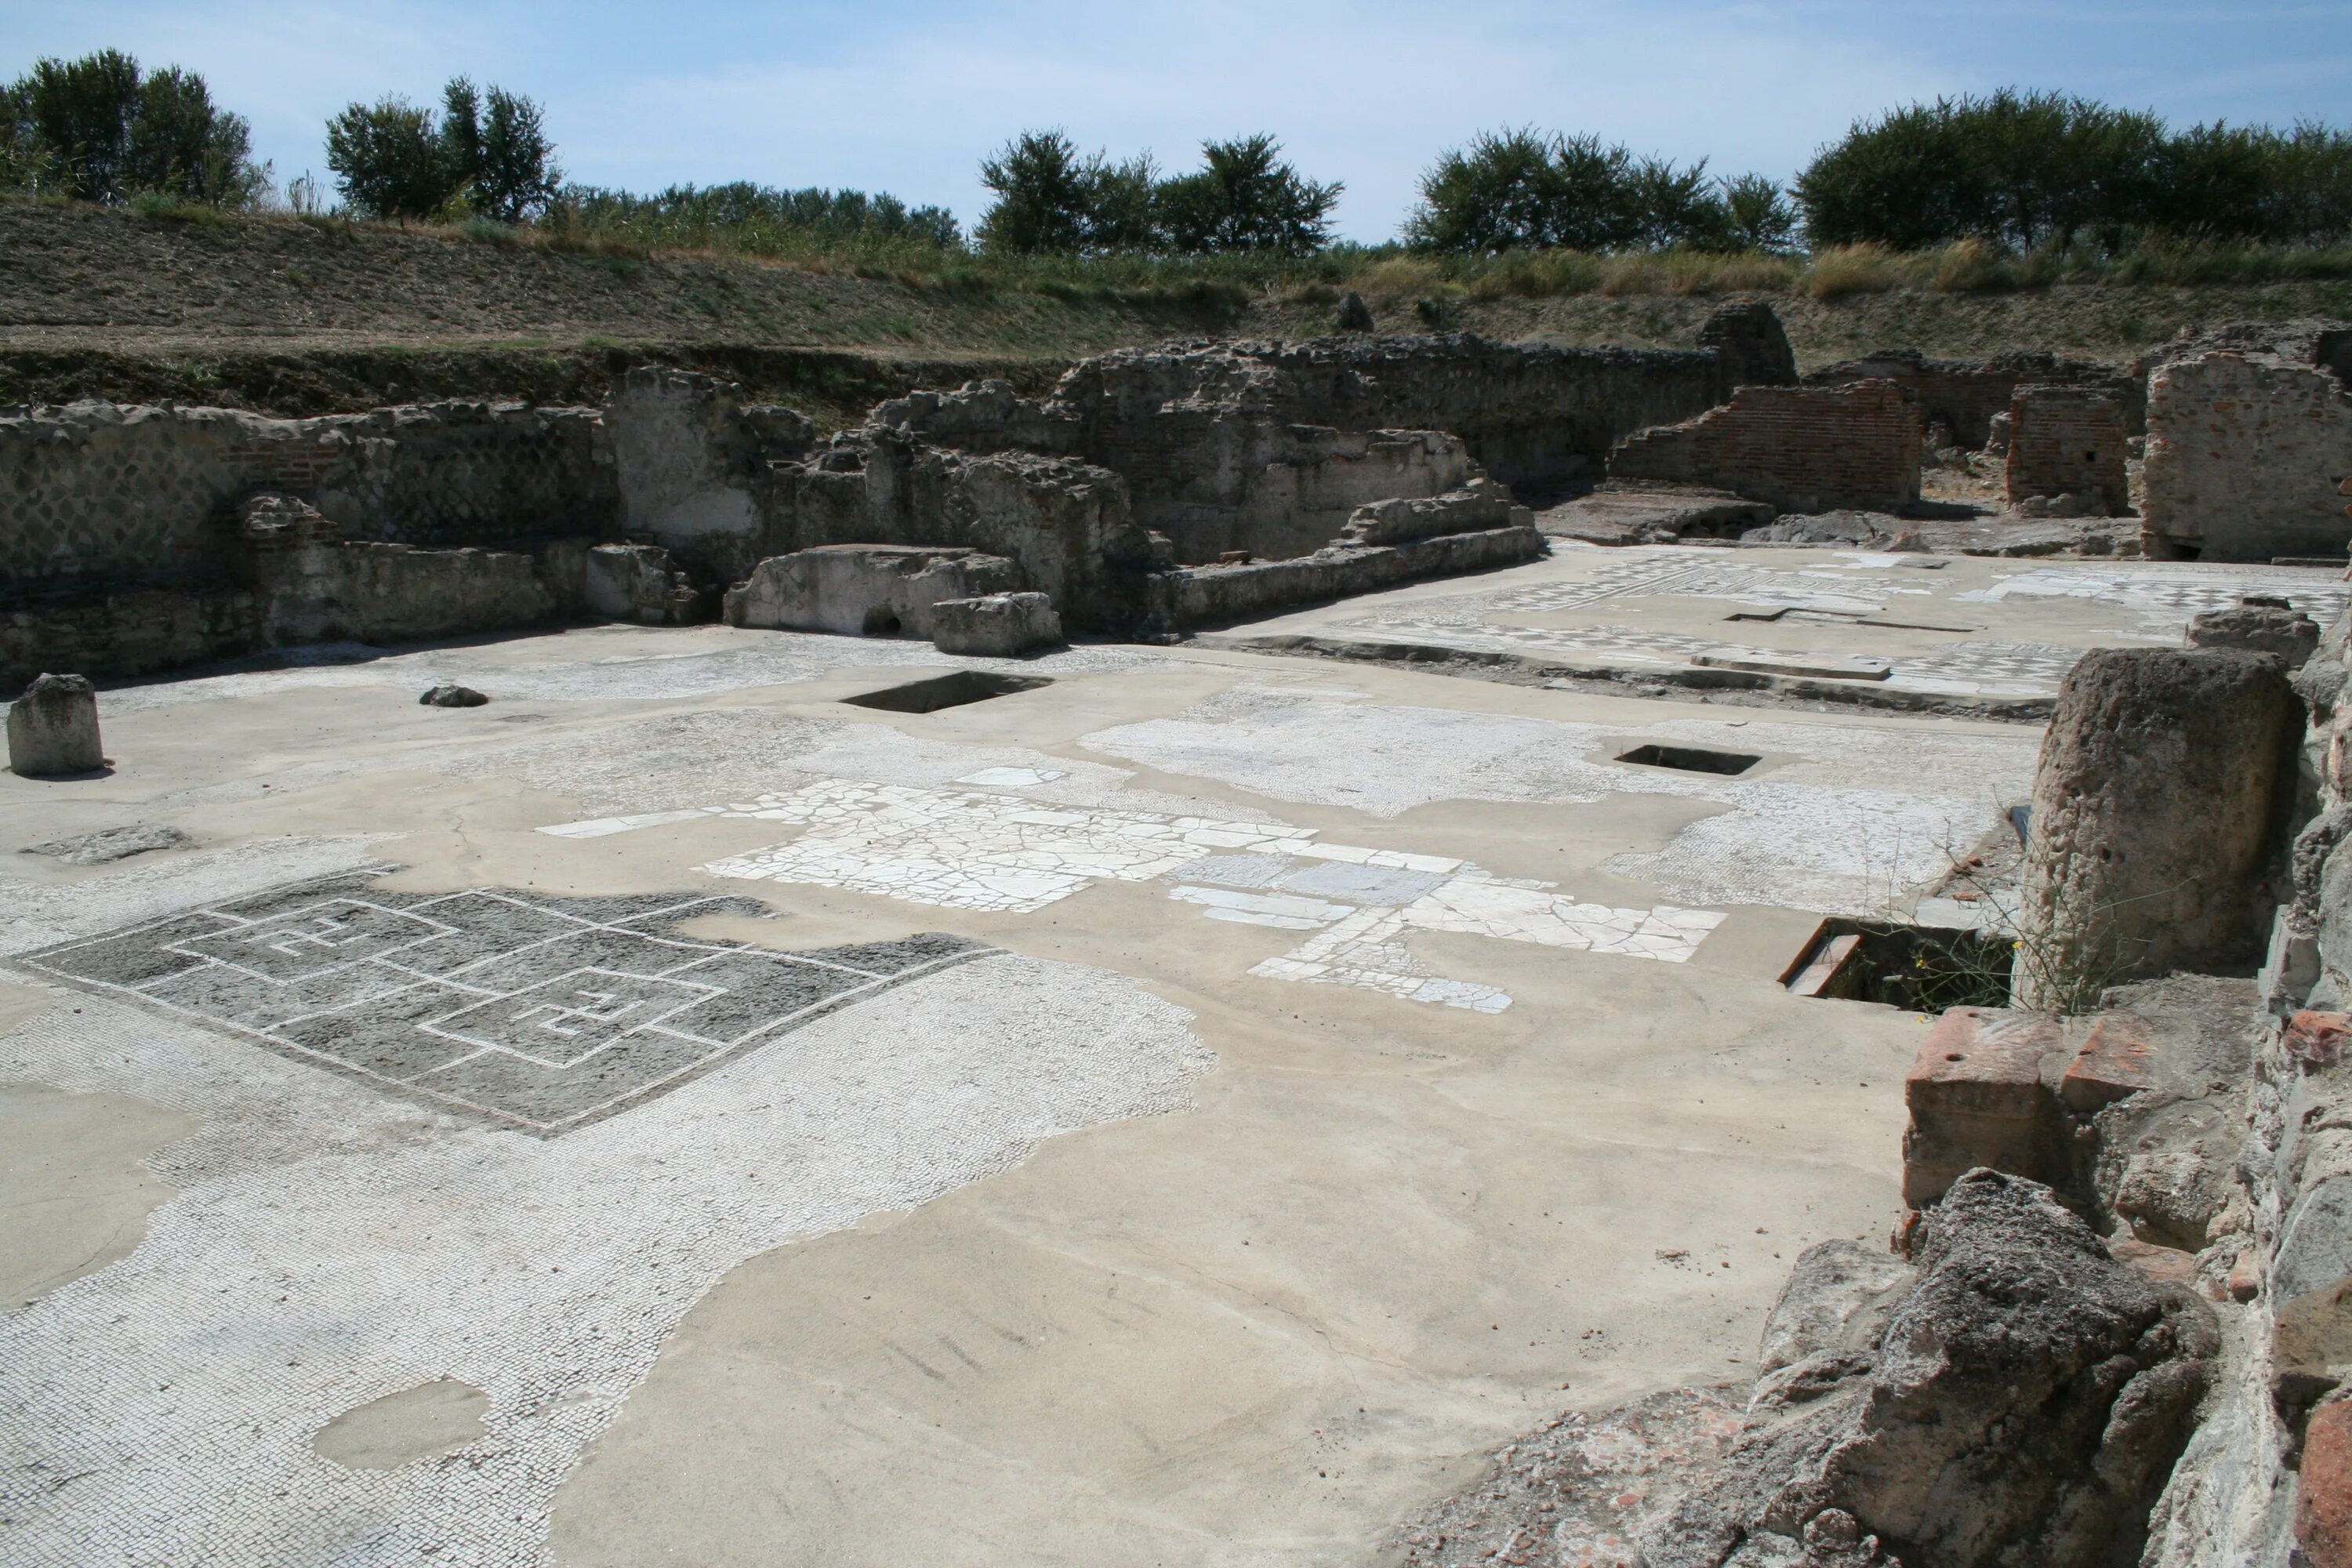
[1604,380,1923,512]
[2005,385,2132,514]
[604,368,811,586]
[1805,348,2143,446]
[757,436,1169,634]
[0,525,585,689]
[1149,511,1543,630]
[2142,351,2352,562]
[0,397,613,601]
[1047,300,1791,500]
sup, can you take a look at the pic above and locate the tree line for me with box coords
[5,50,2350,259]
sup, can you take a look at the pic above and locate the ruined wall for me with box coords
[1150,510,1543,630]
[2005,385,2132,514]
[723,546,1020,637]
[1604,380,1923,512]
[0,397,613,601]
[760,435,1169,634]
[2142,351,2352,562]
[1805,348,2143,447]
[2137,611,2352,1565]
[604,368,812,586]
[1,503,583,690]
[1048,300,1793,500]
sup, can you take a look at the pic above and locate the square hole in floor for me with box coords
[841,671,1053,713]
[1782,917,2013,1010]
[1615,743,1761,776]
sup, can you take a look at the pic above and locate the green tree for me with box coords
[3,49,261,205]
[1719,172,1799,252]
[1155,134,1340,254]
[325,78,561,222]
[1795,98,1997,249]
[976,129,1091,252]
[325,96,452,220]
[1626,154,1726,249]
[477,85,562,220]
[1405,129,1641,252]
[1798,90,2190,251]
[975,129,1157,253]
[126,66,264,205]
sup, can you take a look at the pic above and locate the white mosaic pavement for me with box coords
[1082,685,2038,915]
[0,954,1206,1568]
[1331,550,2352,698]
[546,776,1726,1014]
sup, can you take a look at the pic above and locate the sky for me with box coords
[6,1,2350,241]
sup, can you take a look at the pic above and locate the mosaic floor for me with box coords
[14,871,989,1134]
[544,774,1726,1014]
[0,936,1206,1567]
[1327,552,2352,699]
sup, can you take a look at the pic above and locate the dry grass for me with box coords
[1805,244,1902,299]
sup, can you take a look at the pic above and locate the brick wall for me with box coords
[1603,380,1923,512]
[1806,349,2143,446]
[2005,386,2131,514]
[2142,351,2352,561]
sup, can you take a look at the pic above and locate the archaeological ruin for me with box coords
[13,285,2352,1568]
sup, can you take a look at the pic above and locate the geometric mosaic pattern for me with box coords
[11,870,991,1135]
[543,778,1725,1014]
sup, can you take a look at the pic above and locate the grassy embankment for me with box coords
[7,195,2352,425]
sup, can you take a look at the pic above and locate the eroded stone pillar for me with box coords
[7,672,103,776]
[2014,647,2300,1011]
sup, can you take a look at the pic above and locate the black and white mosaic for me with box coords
[13,870,991,1135]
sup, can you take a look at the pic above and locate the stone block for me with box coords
[2301,1399,2352,1568]
[723,546,1022,637]
[2107,1236,2199,1287]
[2280,1176,2352,1303]
[2266,911,2325,1018]
[1902,1007,2067,1207]
[2061,1011,2161,1112]
[2276,1278,2352,1405]
[7,672,103,776]
[2188,602,2322,666]
[584,543,695,626]
[930,593,1063,658]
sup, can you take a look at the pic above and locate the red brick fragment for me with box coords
[2288,1011,2352,1068]
[1906,1008,2060,1119]
[2107,1236,2198,1287]
[2299,1399,2352,1568]
[1901,1008,2066,1207]
[2061,1011,2161,1112]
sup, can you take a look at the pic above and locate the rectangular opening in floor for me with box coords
[1781,917,2013,1010]
[1615,743,1761,776]
[841,670,1053,713]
